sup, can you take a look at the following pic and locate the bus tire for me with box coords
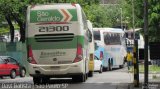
[103,67,108,71]
[86,73,88,80]
[42,77,50,84]
[72,74,86,82]
[108,59,113,71]
[88,71,93,77]
[119,65,124,69]
[33,77,41,85]
[99,66,103,73]
[119,64,124,69]
[80,74,86,82]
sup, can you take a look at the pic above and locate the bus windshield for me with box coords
[104,33,121,45]
[93,31,100,40]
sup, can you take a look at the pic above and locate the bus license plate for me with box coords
[50,66,60,69]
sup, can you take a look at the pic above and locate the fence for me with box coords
[0,42,27,68]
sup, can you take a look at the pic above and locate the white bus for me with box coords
[125,28,144,50]
[125,29,151,62]
[26,3,91,83]
[93,28,127,71]
[87,20,95,77]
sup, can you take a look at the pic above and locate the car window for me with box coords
[8,57,18,64]
[2,58,9,63]
[0,58,5,64]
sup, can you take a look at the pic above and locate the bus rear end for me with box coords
[26,4,87,83]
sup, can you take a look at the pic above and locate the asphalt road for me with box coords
[0,67,135,89]
[0,67,159,89]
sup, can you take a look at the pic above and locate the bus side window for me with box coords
[104,33,111,45]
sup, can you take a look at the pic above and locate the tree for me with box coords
[0,0,92,42]
[0,0,14,42]
[1,0,127,42]
[125,0,160,42]
[148,0,160,41]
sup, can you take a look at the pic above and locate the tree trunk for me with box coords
[5,14,14,42]
[19,22,25,43]
[12,13,25,43]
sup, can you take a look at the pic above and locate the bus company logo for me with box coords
[34,9,72,22]
[36,11,61,22]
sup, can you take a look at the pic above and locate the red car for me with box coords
[0,56,26,79]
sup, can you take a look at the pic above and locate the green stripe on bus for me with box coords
[26,36,84,50]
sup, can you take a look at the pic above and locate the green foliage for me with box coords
[0,0,159,42]
[0,27,9,34]
[125,0,160,42]
[83,4,123,27]
[148,0,160,42]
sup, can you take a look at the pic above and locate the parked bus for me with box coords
[125,28,145,51]
[26,3,91,83]
[93,28,127,71]
[87,20,95,77]
[125,29,151,63]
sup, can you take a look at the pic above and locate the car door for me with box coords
[6,57,20,75]
[0,58,8,75]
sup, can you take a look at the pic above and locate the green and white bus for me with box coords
[26,3,90,83]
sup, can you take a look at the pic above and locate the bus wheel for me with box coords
[79,74,86,82]
[42,77,50,84]
[99,66,103,73]
[119,65,124,69]
[86,73,88,79]
[72,74,86,82]
[88,71,93,77]
[108,59,113,71]
[102,67,108,71]
[33,77,41,85]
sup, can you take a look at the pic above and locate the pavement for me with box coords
[0,66,160,89]
[109,72,160,89]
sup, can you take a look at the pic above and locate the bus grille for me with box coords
[35,33,74,42]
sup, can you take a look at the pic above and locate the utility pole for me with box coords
[143,0,149,89]
[132,0,139,87]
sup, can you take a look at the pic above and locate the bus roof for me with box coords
[93,28,124,33]
[87,20,93,30]
[125,28,142,32]
[29,3,79,10]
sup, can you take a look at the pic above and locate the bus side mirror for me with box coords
[87,30,92,42]
[89,35,92,42]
